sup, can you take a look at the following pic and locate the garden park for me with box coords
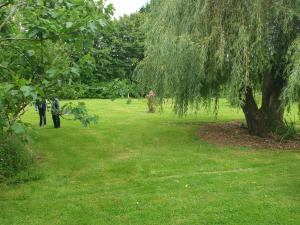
[0,1,300,224]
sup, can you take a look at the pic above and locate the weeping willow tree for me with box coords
[136,0,300,136]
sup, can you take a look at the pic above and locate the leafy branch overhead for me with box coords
[0,0,113,137]
[61,102,99,127]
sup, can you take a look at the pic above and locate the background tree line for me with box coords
[58,4,148,99]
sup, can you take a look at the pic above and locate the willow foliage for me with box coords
[136,0,300,115]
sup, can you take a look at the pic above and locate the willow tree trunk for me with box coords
[242,74,285,136]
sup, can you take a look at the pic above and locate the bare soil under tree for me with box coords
[198,121,300,150]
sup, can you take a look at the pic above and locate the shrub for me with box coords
[57,83,86,100]
[276,120,297,141]
[55,79,142,100]
[83,79,141,99]
[0,137,35,182]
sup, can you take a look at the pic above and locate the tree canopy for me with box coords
[51,6,147,99]
[137,0,300,136]
[0,0,107,137]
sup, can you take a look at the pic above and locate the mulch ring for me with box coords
[198,121,300,150]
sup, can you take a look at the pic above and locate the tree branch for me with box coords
[6,44,39,76]
[0,1,26,32]
[0,64,17,77]
[0,2,11,10]
[0,64,9,70]
[0,37,37,42]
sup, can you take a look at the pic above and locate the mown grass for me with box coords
[0,99,299,225]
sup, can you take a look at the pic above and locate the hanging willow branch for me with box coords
[136,0,299,135]
[136,0,300,112]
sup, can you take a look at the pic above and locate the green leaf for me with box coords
[27,50,35,57]
[88,21,97,33]
[20,85,34,97]
[15,78,27,87]
[46,68,58,78]
[11,123,26,135]
[99,19,106,27]
[1,61,9,67]
[48,11,57,19]
[28,29,38,38]
[10,90,19,96]
[0,117,6,127]
[66,22,73,29]
[71,66,80,76]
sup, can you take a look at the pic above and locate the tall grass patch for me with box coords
[0,137,36,183]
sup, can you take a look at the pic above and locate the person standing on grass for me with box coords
[51,97,60,128]
[36,99,47,127]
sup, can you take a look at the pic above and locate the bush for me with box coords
[276,120,297,141]
[57,83,86,100]
[0,137,35,182]
[56,79,141,100]
[82,79,141,99]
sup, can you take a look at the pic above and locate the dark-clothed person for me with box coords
[36,100,47,126]
[51,98,60,128]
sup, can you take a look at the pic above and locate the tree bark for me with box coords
[242,74,285,136]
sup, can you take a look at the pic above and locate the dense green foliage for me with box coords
[60,79,140,100]
[93,12,145,82]
[69,10,146,99]
[0,0,105,178]
[1,99,299,224]
[137,0,300,135]
[0,137,34,181]
[0,0,106,138]
[40,7,147,100]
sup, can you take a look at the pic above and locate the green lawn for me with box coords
[0,99,300,225]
